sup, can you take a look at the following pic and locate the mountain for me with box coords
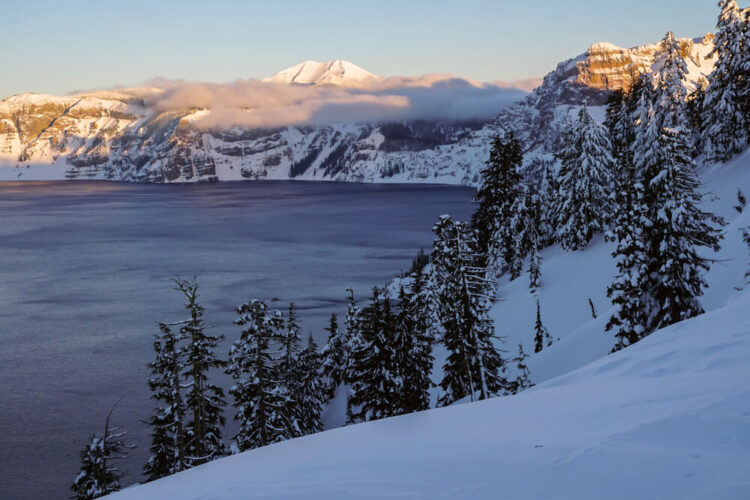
[0,35,715,184]
[264,59,380,87]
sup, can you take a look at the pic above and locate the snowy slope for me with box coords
[111,285,750,499]
[491,148,750,387]
[264,60,380,87]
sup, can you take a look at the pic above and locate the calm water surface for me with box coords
[0,180,475,499]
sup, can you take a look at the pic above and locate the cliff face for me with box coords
[0,34,718,185]
[575,33,715,92]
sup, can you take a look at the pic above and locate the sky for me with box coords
[1,0,722,98]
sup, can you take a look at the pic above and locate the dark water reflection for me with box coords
[0,180,475,499]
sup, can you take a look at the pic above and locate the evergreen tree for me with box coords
[395,284,434,413]
[702,0,748,162]
[431,215,507,406]
[743,227,750,285]
[71,406,131,499]
[471,132,524,276]
[173,278,226,465]
[144,323,187,480]
[278,302,303,438]
[508,185,543,281]
[227,300,292,452]
[533,299,553,353]
[554,101,615,250]
[509,344,534,394]
[297,334,325,435]
[320,312,345,401]
[735,188,747,213]
[346,287,402,423]
[342,287,361,382]
[538,162,559,247]
[607,75,652,352]
[610,33,726,353]
[639,32,724,334]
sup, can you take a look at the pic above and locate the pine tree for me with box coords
[538,162,559,247]
[297,334,325,435]
[346,287,402,422]
[509,344,534,394]
[227,300,293,452]
[607,75,652,352]
[735,188,747,213]
[395,284,434,413]
[342,287,361,382]
[702,0,748,162]
[471,131,524,276]
[533,299,553,353]
[554,101,615,250]
[71,406,131,499]
[431,215,507,406]
[508,185,542,281]
[144,323,187,480]
[320,312,345,401]
[278,302,303,438]
[173,278,226,466]
[639,32,725,333]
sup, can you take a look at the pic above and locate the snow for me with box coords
[265,60,380,87]
[111,285,750,499]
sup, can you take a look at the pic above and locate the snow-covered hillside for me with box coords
[111,278,750,499]
[0,35,715,184]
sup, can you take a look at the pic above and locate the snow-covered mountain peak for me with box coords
[265,59,380,87]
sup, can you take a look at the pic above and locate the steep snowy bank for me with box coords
[111,285,750,499]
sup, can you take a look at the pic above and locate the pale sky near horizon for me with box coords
[1,0,727,98]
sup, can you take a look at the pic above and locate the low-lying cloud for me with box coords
[144,75,528,129]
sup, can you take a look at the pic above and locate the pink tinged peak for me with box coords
[265,60,380,87]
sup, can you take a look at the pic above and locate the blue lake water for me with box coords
[0,180,475,499]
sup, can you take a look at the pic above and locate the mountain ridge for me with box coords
[0,34,715,184]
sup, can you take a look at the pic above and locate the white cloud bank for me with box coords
[143,75,528,129]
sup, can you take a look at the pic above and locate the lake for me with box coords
[0,180,475,499]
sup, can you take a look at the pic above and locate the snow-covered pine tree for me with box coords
[507,183,545,288]
[71,405,131,499]
[431,215,507,406]
[532,299,553,353]
[607,74,654,352]
[144,323,188,481]
[509,344,534,394]
[687,77,708,156]
[297,333,325,435]
[554,101,615,251]
[227,300,292,452]
[638,32,724,334]
[172,278,226,466]
[527,228,542,291]
[341,287,361,383]
[735,188,747,213]
[471,131,524,276]
[320,312,345,401]
[538,162,559,247]
[346,287,402,423]
[278,302,303,438]
[507,185,530,279]
[702,0,748,162]
[394,284,433,413]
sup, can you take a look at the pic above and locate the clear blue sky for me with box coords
[2,0,722,97]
